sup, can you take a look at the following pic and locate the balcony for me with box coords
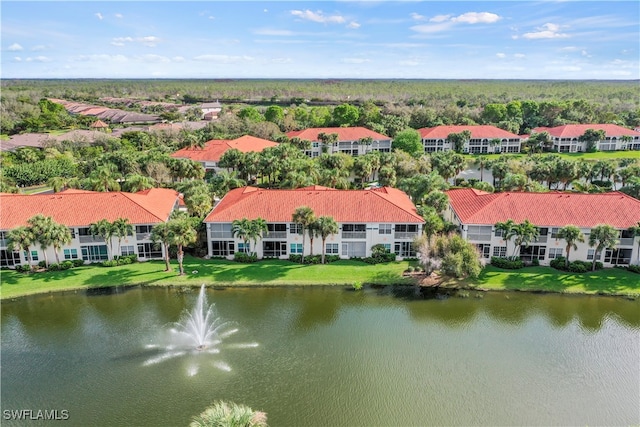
[536,235,548,243]
[210,232,234,239]
[342,232,366,239]
[264,231,287,239]
[394,232,420,240]
[79,236,104,244]
[0,239,7,248]
[136,233,151,241]
[618,238,634,246]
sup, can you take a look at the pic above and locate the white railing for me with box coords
[79,236,104,243]
[264,232,287,239]
[342,232,366,239]
[395,232,420,240]
[136,233,151,241]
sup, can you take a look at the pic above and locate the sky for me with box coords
[1,1,639,79]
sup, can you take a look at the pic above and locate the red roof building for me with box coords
[204,186,423,259]
[418,125,522,154]
[531,124,640,152]
[445,188,640,266]
[286,127,391,157]
[171,135,278,169]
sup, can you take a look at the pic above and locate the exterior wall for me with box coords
[306,139,392,157]
[0,223,168,268]
[206,221,421,260]
[444,210,640,267]
[422,138,522,154]
[551,135,640,152]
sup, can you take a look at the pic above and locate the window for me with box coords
[211,241,235,256]
[1,250,21,267]
[24,250,38,261]
[69,228,76,238]
[379,224,392,235]
[78,227,91,236]
[394,224,418,233]
[342,224,366,238]
[237,242,251,253]
[266,223,287,238]
[475,244,491,258]
[342,242,367,257]
[493,246,507,257]
[548,248,563,259]
[290,223,303,234]
[604,248,632,265]
[290,243,303,254]
[394,242,415,258]
[312,142,319,148]
[135,225,153,234]
[495,229,504,237]
[64,248,79,260]
[210,223,233,238]
[519,245,546,262]
[587,249,596,260]
[550,228,559,239]
[81,245,109,262]
[263,241,287,257]
[382,243,391,252]
[325,243,339,254]
[136,243,162,259]
[120,246,135,256]
[467,225,492,241]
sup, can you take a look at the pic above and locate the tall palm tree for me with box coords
[189,401,267,427]
[494,219,517,258]
[556,225,585,267]
[26,214,55,268]
[473,155,489,182]
[513,220,540,257]
[122,173,156,193]
[89,219,115,260]
[307,220,321,256]
[112,218,134,256]
[588,224,619,271]
[247,218,268,256]
[49,222,72,264]
[315,215,338,264]
[291,206,316,264]
[7,226,35,271]
[151,222,173,272]
[88,164,121,192]
[232,218,252,254]
[169,218,197,275]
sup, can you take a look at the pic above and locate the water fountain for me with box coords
[143,285,258,375]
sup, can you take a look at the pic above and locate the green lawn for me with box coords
[446,265,640,296]
[0,257,416,299]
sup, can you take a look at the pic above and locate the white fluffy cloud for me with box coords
[291,10,346,24]
[95,12,103,20]
[411,11,501,34]
[25,56,52,62]
[111,36,159,47]
[496,52,506,58]
[8,43,23,51]
[520,23,569,40]
[341,58,370,64]
[347,21,361,29]
[452,12,500,24]
[193,54,254,63]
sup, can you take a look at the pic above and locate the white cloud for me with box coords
[341,58,370,64]
[520,23,569,40]
[172,56,186,62]
[264,9,268,13]
[14,56,22,62]
[452,12,500,24]
[110,36,159,47]
[25,56,52,62]
[410,22,453,34]
[496,52,506,58]
[411,12,426,21]
[8,43,23,51]
[95,12,103,20]
[115,13,123,19]
[140,54,170,63]
[561,66,581,71]
[291,10,346,24]
[31,45,46,51]
[74,54,128,63]
[140,36,160,47]
[399,60,420,66]
[193,54,254,63]
[514,53,526,58]
[254,28,295,36]
[560,46,580,52]
[208,16,215,20]
[347,21,361,29]
[429,14,451,23]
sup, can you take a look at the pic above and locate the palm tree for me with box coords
[49,222,72,264]
[151,222,173,272]
[122,173,156,193]
[291,206,316,263]
[316,215,338,264]
[307,220,320,256]
[588,224,619,271]
[7,226,35,271]
[473,155,489,182]
[88,164,121,192]
[494,220,517,258]
[169,218,197,275]
[89,219,115,260]
[629,222,640,265]
[189,401,267,427]
[112,218,134,256]
[247,218,268,256]
[556,225,585,267]
[26,214,54,268]
[513,220,540,257]
[232,218,252,254]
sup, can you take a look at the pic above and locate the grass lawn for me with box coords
[0,256,416,299]
[443,265,640,296]
[20,185,53,195]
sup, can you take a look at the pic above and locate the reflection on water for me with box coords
[1,286,638,427]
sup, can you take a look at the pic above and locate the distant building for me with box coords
[531,124,640,152]
[204,186,423,259]
[286,127,392,157]
[418,125,522,154]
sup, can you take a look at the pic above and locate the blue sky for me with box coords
[2,1,638,79]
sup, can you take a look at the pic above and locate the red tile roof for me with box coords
[205,186,423,223]
[286,127,390,141]
[447,188,640,228]
[171,135,278,162]
[418,125,521,139]
[0,188,179,229]
[532,124,640,138]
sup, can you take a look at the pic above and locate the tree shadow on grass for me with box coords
[82,267,164,287]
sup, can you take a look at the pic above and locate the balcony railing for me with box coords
[136,233,151,241]
[466,233,491,242]
[342,232,366,239]
[264,231,287,239]
[79,236,104,243]
[210,232,234,239]
[536,235,548,243]
[395,232,420,240]
[0,239,7,247]
[618,238,634,246]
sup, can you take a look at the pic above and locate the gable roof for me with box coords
[286,127,390,141]
[532,124,640,138]
[447,188,640,228]
[171,135,278,163]
[418,125,521,140]
[0,188,179,229]
[205,186,423,223]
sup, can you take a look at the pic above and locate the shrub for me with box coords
[531,258,540,267]
[233,252,258,263]
[491,256,524,270]
[551,258,603,273]
[324,255,341,263]
[288,254,302,263]
[406,266,415,273]
[48,263,61,271]
[100,260,118,267]
[16,264,32,273]
[352,281,363,291]
[550,257,566,270]
[628,264,640,274]
[303,255,321,265]
[61,261,74,270]
[72,259,85,267]
[38,260,47,268]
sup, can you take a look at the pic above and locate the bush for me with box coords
[38,260,47,268]
[628,264,640,274]
[61,261,74,270]
[288,254,302,263]
[16,264,32,273]
[48,263,61,271]
[233,252,258,263]
[324,255,341,264]
[72,259,85,267]
[551,257,602,273]
[491,256,524,269]
[531,258,540,267]
[100,260,118,267]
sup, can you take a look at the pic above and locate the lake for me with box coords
[2,286,638,426]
